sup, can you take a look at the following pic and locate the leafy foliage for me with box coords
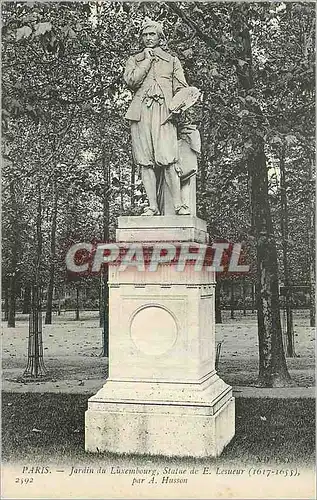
[2,3,315,337]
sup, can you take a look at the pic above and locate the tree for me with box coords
[167,2,312,386]
[2,2,314,385]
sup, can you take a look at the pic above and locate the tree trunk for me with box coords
[35,177,43,283]
[4,283,9,321]
[99,274,104,327]
[198,94,208,220]
[280,143,295,356]
[242,277,246,316]
[8,182,18,328]
[23,168,47,379]
[130,158,136,209]
[119,162,124,213]
[45,178,58,325]
[23,284,47,379]
[57,293,61,316]
[101,270,109,356]
[22,285,31,314]
[45,268,54,324]
[309,275,316,328]
[232,12,291,387]
[249,150,291,386]
[75,285,80,321]
[230,281,235,320]
[101,146,110,357]
[308,157,315,327]
[251,282,255,313]
[215,278,222,324]
[8,273,16,327]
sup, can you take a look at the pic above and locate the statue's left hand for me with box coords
[144,48,155,59]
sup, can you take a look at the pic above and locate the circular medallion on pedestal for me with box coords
[130,305,177,356]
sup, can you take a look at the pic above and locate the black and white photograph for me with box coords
[2,1,315,498]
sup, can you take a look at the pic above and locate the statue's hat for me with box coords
[140,17,164,36]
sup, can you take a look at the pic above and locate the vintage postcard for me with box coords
[2,1,315,499]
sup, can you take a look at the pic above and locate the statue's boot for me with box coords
[175,204,190,215]
[142,207,160,216]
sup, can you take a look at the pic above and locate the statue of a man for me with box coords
[124,18,191,216]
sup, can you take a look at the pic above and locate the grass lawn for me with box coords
[2,392,315,467]
[2,310,315,390]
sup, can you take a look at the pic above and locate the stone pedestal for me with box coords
[85,216,235,457]
[116,215,209,243]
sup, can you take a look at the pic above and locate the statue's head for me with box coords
[140,18,164,48]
